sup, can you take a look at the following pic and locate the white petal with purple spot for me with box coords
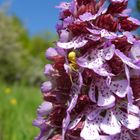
[110,79,128,98]
[117,109,140,130]
[100,110,121,135]
[57,37,88,49]
[80,120,99,140]
[96,78,116,107]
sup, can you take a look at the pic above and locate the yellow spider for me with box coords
[68,51,78,83]
[68,51,78,71]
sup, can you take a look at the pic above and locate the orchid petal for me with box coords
[33,117,46,129]
[63,16,74,28]
[41,81,53,93]
[77,49,114,76]
[115,49,140,69]
[117,109,140,130]
[80,118,101,140]
[67,94,78,112]
[127,104,139,114]
[37,102,53,117]
[59,30,70,42]
[57,37,88,49]
[120,129,131,140]
[87,28,101,35]
[104,44,115,60]
[55,2,70,10]
[97,90,115,107]
[87,109,101,121]
[125,65,134,104]
[88,80,96,103]
[93,65,114,77]
[99,135,112,140]
[96,79,116,107]
[79,1,106,22]
[86,34,100,41]
[79,12,96,21]
[100,110,121,135]
[123,31,135,44]
[131,41,140,61]
[110,79,128,98]
[101,29,117,39]
[62,112,70,140]
[44,64,54,76]
[63,94,79,134]
[68,113,83,130]
[62,72,83,139]
[45,48,58,60]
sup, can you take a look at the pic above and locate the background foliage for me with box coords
[137,0,140,11]
[0,6,57,140]
[0,10,56,85]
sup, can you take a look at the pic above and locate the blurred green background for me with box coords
[0,0,140,140]
[0,1,57,140]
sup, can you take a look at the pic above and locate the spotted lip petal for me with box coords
[111,128,132,140]
[57,37,88,49]
[117,108,140,130]
[87,28,117,40]
[110,79,128,98]
[100,110,121,135]
[97,91,115,107]
[119,129,131,140]
[88,77,120,107]
[77,48,114,77]
[96,78,116,107]
[80,119,101,140]
[88,63,114,77]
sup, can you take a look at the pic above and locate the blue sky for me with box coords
[0,0,138,36]
[0,0,70,35]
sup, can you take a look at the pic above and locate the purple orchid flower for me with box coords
[34,0,140,140]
